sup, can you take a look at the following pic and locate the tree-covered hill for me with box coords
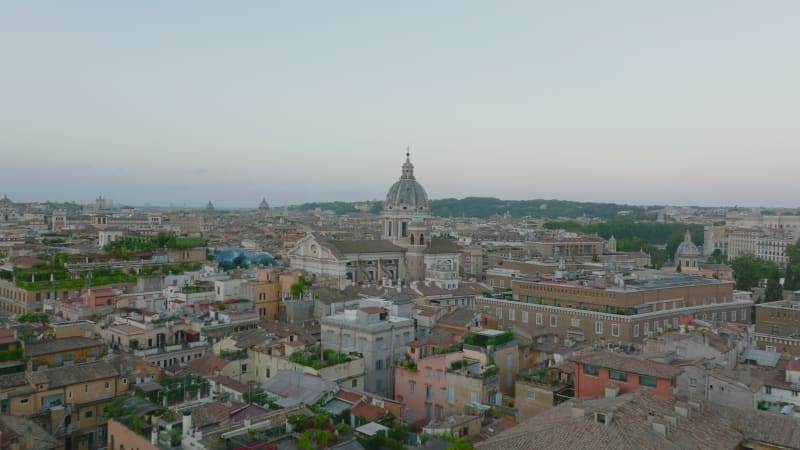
[290,197,659,219]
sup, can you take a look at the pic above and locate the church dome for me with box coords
[385,152,429,210]
[675,230,700,258]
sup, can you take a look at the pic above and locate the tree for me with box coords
[731,254,779,291]
[765,277,783,302]
[707,249,726,264]
[784,240,800,291]
[290,275,309,299]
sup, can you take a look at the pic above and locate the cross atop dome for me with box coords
[401,147,415,180]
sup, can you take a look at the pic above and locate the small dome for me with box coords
[675,230,700,258]
[384,152,429,209]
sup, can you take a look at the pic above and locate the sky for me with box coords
[1,1,799,208]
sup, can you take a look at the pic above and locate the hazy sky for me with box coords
[2,1,799,208]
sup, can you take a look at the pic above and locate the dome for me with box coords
[384,152,429,209]
[675,230,700,258]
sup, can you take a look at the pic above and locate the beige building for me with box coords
[475,270,752,347]
[0,361,123,450]
[754,300,800,354]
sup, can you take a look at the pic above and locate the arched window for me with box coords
[410,234,415,245]
[420,234,425,246]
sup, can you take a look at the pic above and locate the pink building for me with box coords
[572,352,681,399]
[395,347,461,425]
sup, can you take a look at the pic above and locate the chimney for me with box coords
[651,419,668,438]
[674,402,690,418]
[182,410,192,437]
[571,404,587,418]
[663,414,678,428]
[687,400,703,415]
[605,383,620,399]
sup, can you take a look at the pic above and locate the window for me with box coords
[426,367,432,378]
[731,310,737,322]
[508,309,515,321]
[104,381,110,390]
[639,375,657,387]
[611,324,620,337]
[376,359,383,370]
[85,410,93,418]
[644,322,650,334]
[241,364,247,373]
[409,381,416,395]
[448,386,455,404]
[633,324,639,337]
[536,313,543,325]
[496,307,502,319]
[766,386,772,395]
[19,398,29,405]
[771,326,780,336]
[550,315,557,328]
[84,384,89,393]
[376,337,384,351]
[673,318,678,328]
[689,378,697,387]
[595,322,603,334]
[664,319,670,329]
[470,391,478,403]
[527,390,536,400]
[122,378,128,385]
[522,311,529,323]
[401,222,408,237]
[425,384,432,401]
[721,311,727,321]
[583,364,599,376]
[571,317,580,327]
[609,370,627,382]
[68,391,73,399]
[437,370,443,382]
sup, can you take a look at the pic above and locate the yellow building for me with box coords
[0,361,123,450]
[23,337,106,368]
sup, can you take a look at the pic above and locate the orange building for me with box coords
[572,352,680,400]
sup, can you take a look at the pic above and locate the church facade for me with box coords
[287,153,461,289]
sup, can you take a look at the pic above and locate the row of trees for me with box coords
[730,240,800,302]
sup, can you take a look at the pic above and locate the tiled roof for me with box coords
[209,375,250,393]
[476,391,743,450]
[334,390,363,404]
[424,238,463,255]
[230,404,271,422]
[24,337,103,357]
[317,235,405,256]
[44,361,118,388]
[0,414,61,450]
[350,400,386,421]
[185,354,231,376]
[571,352,682,379]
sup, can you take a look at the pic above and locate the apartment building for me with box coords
[572,352,681,399]
[0,361,123,450]
[476,270,752,347]
[321,306,414,397]
[754,300,800,354]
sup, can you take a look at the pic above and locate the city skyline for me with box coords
[2,1,799,207]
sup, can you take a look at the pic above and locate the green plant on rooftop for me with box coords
[463,331,514,347]
[289,349,349,369]
[397,356,418,372]
[0,348,22,362]
[18,312,49,323]
[481,366,499,379]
